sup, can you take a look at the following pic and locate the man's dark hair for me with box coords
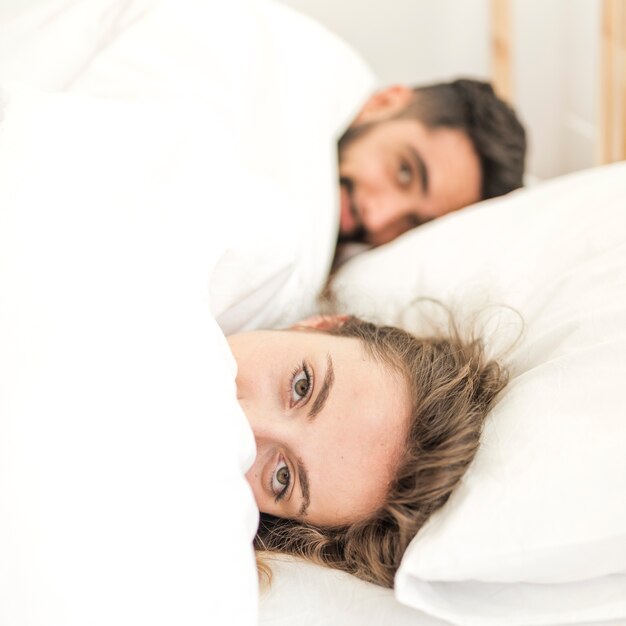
[400,78,526,200]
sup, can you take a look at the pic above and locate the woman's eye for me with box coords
[397,160,412,185]
[290,364,312,405]
[271,459,291,501]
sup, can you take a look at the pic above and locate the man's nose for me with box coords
[360,186,404,229]
[360,191,413,243]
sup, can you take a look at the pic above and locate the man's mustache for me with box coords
[338,177,366,242]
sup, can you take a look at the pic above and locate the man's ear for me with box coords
[352,84,414,125]
[292,315,351,332]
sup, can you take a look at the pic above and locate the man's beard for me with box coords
[337,177,366,243]
[337,124,377,244]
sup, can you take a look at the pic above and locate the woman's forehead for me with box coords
[302,342,410,525]
[304,399,407,526]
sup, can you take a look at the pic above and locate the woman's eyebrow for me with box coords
[298,354,333,516]
[297,459,310,516]
[307,354,334,420]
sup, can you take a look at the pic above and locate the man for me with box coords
[337,78,527,246]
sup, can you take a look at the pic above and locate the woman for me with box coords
[228,314,508,588]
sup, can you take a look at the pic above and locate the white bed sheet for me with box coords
[259,557,450,626]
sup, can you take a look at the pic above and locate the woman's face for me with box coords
[227,323,410,527]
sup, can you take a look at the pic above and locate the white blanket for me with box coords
[0,1,378,623]
[0,0,376,333]
[0,82,260,625]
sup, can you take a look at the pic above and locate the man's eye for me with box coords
[290,364,312,405]
[272,459,291,501]
[397,160,412,185]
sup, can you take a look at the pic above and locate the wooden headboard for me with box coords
[490,0,626,165]
[601,0,626,163]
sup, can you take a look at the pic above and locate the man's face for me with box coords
[338,108,482,246]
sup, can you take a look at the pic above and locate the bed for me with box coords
[1,1,625,625]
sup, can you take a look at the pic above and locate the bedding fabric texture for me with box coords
[0,83,259,625]
[0,0,377,334]
[330,162,626,626]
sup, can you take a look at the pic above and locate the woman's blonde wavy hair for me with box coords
[254,315,508,588]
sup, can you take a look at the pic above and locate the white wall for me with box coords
[514,0,600,180]
[275,0,490,85]
[276,0,602,182]
[4,0,603,182]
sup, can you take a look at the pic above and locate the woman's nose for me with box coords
[237,396,292,446]
[237,395,266,436]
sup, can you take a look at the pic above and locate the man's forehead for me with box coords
[424,126,482,205]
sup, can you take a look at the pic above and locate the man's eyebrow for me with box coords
[308,354,334,420]
[408,145,429,194]
[297,459,310,517]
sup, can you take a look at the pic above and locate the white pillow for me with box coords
[1,0,377,333]
[329,162,626,626]
[0,85,258,625]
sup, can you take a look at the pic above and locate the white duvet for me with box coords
[0,1,376,622]
[0,0,376,334]
[0,82,261,625]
